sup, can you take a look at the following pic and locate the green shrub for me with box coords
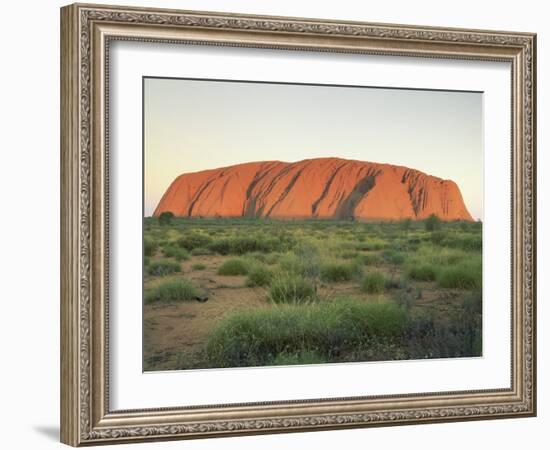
[278,252,321,280]
[178,233,213,250]
[424,214,442,231]
[192,263,206,271]
[407,264,438,281]
[360,272,386,293]
[144,278,199,303]
[217,258,249,276]
[382,249,406,265]
[158,211,174,226]
[209,235,284,255]
[147,259,181,276]
[264,253,281,265]
[358,253,383,266]
[339,250,359,260]
[406,245,468,267]
[441,235,482,251]
[320,261,361,282]
[162,245,190,261]
[437,261,482,289]
[430,230,448,245]
[206,298,407,367]
[363,238,387,251]
[267,274,316,304]
[143,238,158,257]
[399,218,413,231]
[246,252,267,263]
[246,266,273,287]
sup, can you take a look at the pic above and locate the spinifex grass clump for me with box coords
[360,271,386,293]
[320,260,362,282]
[217,258,249,276]
[147,259,181,276]
[206,298,407,367]
[437,260,482,289]
[267,273,316,304]
[246,265,273,287]
[178,232,213,250]
[382,249,406,265]
[440,234,482,251]
[357,253,383,266]
[144,278,199,304]
[162,245,190,261]
[143,238,158,257]
[407,264,438,281]
[209,235,287,255]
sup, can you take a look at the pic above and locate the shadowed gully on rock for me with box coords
[154,157,473,221]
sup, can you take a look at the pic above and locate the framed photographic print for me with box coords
[60,3,537,446]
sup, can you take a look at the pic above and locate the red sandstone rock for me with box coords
[153,157,473,221]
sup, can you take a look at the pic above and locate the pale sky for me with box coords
[144,77,483,219]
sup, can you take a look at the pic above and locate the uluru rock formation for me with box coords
[153,158,473,221]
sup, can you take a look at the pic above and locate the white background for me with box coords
[111,43,511,409]
[0,0,546,449]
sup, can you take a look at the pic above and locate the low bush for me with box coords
[191,263,206,271]
[206,298,407,367]
[437,261,482,290]
[267,274,316,304]
[278,252,321,280]
[320,260,362,282]
[217,258,249,276]
[158,211,174,226]
[357,253,383,266]
[144,278,199,304]
[407,264,438,282]
[209,235,285,255]
[339,250,360,260]
[246,266,273,287]
[178,233,213,250]
[406,245,468,267]
[362,238,387,251]
[399,218,413,231]
[441,235,482,251]
[264,253,281,265]
[147,259,181,276]
[382,249,406,265]
[162,245,190,261]
[424,214,442,231]
[246,252,267,263]
[430,230,448,245]
[143,238,158,257]
[360,272,386,294]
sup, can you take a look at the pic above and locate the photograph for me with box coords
[142,77,483,372]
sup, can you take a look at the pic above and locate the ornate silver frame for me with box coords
[60,3,536,446]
